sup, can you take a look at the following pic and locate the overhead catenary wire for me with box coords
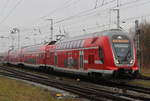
[30,0,116,27]
[102,0,105,5]
[27,0,136,30]
[0,0,150,50]
[54,0,145,25]
[0,0,24,25]
[0,0,10,16]
[64,13,150,35]
[53,0,149,26]
[54,1,116,24]
[1,0,150,34]
[41,0,81,19]
[8,0,150,33]
[120,0,150,9]
[122,14,150,22]
[31,0,81,25]
[11,0,150,31]
[11,12,150,36]
[94,0,99,9]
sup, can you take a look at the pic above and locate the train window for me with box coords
[63,43,65,49]
[61,43,63,49]
[99,47,104,63]
[79,51,84,69]
[72,41,77,48]
[67,42,70,49]
[55,55,58,65]
[74,41,77,48]
[69,41,72,49]
[64,42,66,49]
[69,41,73,49]
[80,40,84,48]
[70,41,72,49]
[76,41,78,47]
[78,40,83,48]
[65,42,67,48]
[76,40,80,48]
[63,42,66,49]
[66,42,68,48]
[73,41,75,48]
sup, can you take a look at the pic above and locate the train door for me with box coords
[54,52,58,66]
[79,50,84,70]
[43,51,47,66]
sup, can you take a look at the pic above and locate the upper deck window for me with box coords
[73,40,78,48]
[77,40,81,48]
[70,41,74,49]
[67,42,70,49]
[64,42,67,49]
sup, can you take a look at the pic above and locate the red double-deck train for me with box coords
[1,29,139,78]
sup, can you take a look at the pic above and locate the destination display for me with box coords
[112,39,129,43]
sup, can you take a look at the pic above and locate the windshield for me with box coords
[112,35,133,64]
[114,43,130,58]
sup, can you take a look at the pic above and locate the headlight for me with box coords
[114,58,119,64]
[130,59,134,64]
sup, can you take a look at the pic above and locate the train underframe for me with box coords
[4,62,139,80]
[112,68,139,79]
[88,68,139,80]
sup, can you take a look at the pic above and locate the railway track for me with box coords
[0,65,150,101]
[137,75,150,80]
[97,80,150,94]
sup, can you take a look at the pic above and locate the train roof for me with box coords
[56,29,129,44]
[20,44,47,53]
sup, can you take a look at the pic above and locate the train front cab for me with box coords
[88,30,139,79]
[106,31,139,78]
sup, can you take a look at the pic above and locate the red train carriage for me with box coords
[17,45,47,68]
[45,29,138,78]
[7,50,18,64]
[3,29,139,78]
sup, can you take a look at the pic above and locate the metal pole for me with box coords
[112,0,120,29]
[51,19,53,41]
[117,9,120,29]
[11,28,20,50]
[135,20,141,72]
[46,18,54,41]
[11,36,14,50]
[18,30,20,50]
[47,19,53,41]
[117,0,120,29]
[109,9,112,29]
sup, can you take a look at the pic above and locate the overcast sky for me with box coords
[0,0,150,52]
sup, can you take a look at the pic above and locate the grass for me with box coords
[0,76,78,101]
[128,66,150,88]
[140,66,150,77]
[128,80,150,88]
